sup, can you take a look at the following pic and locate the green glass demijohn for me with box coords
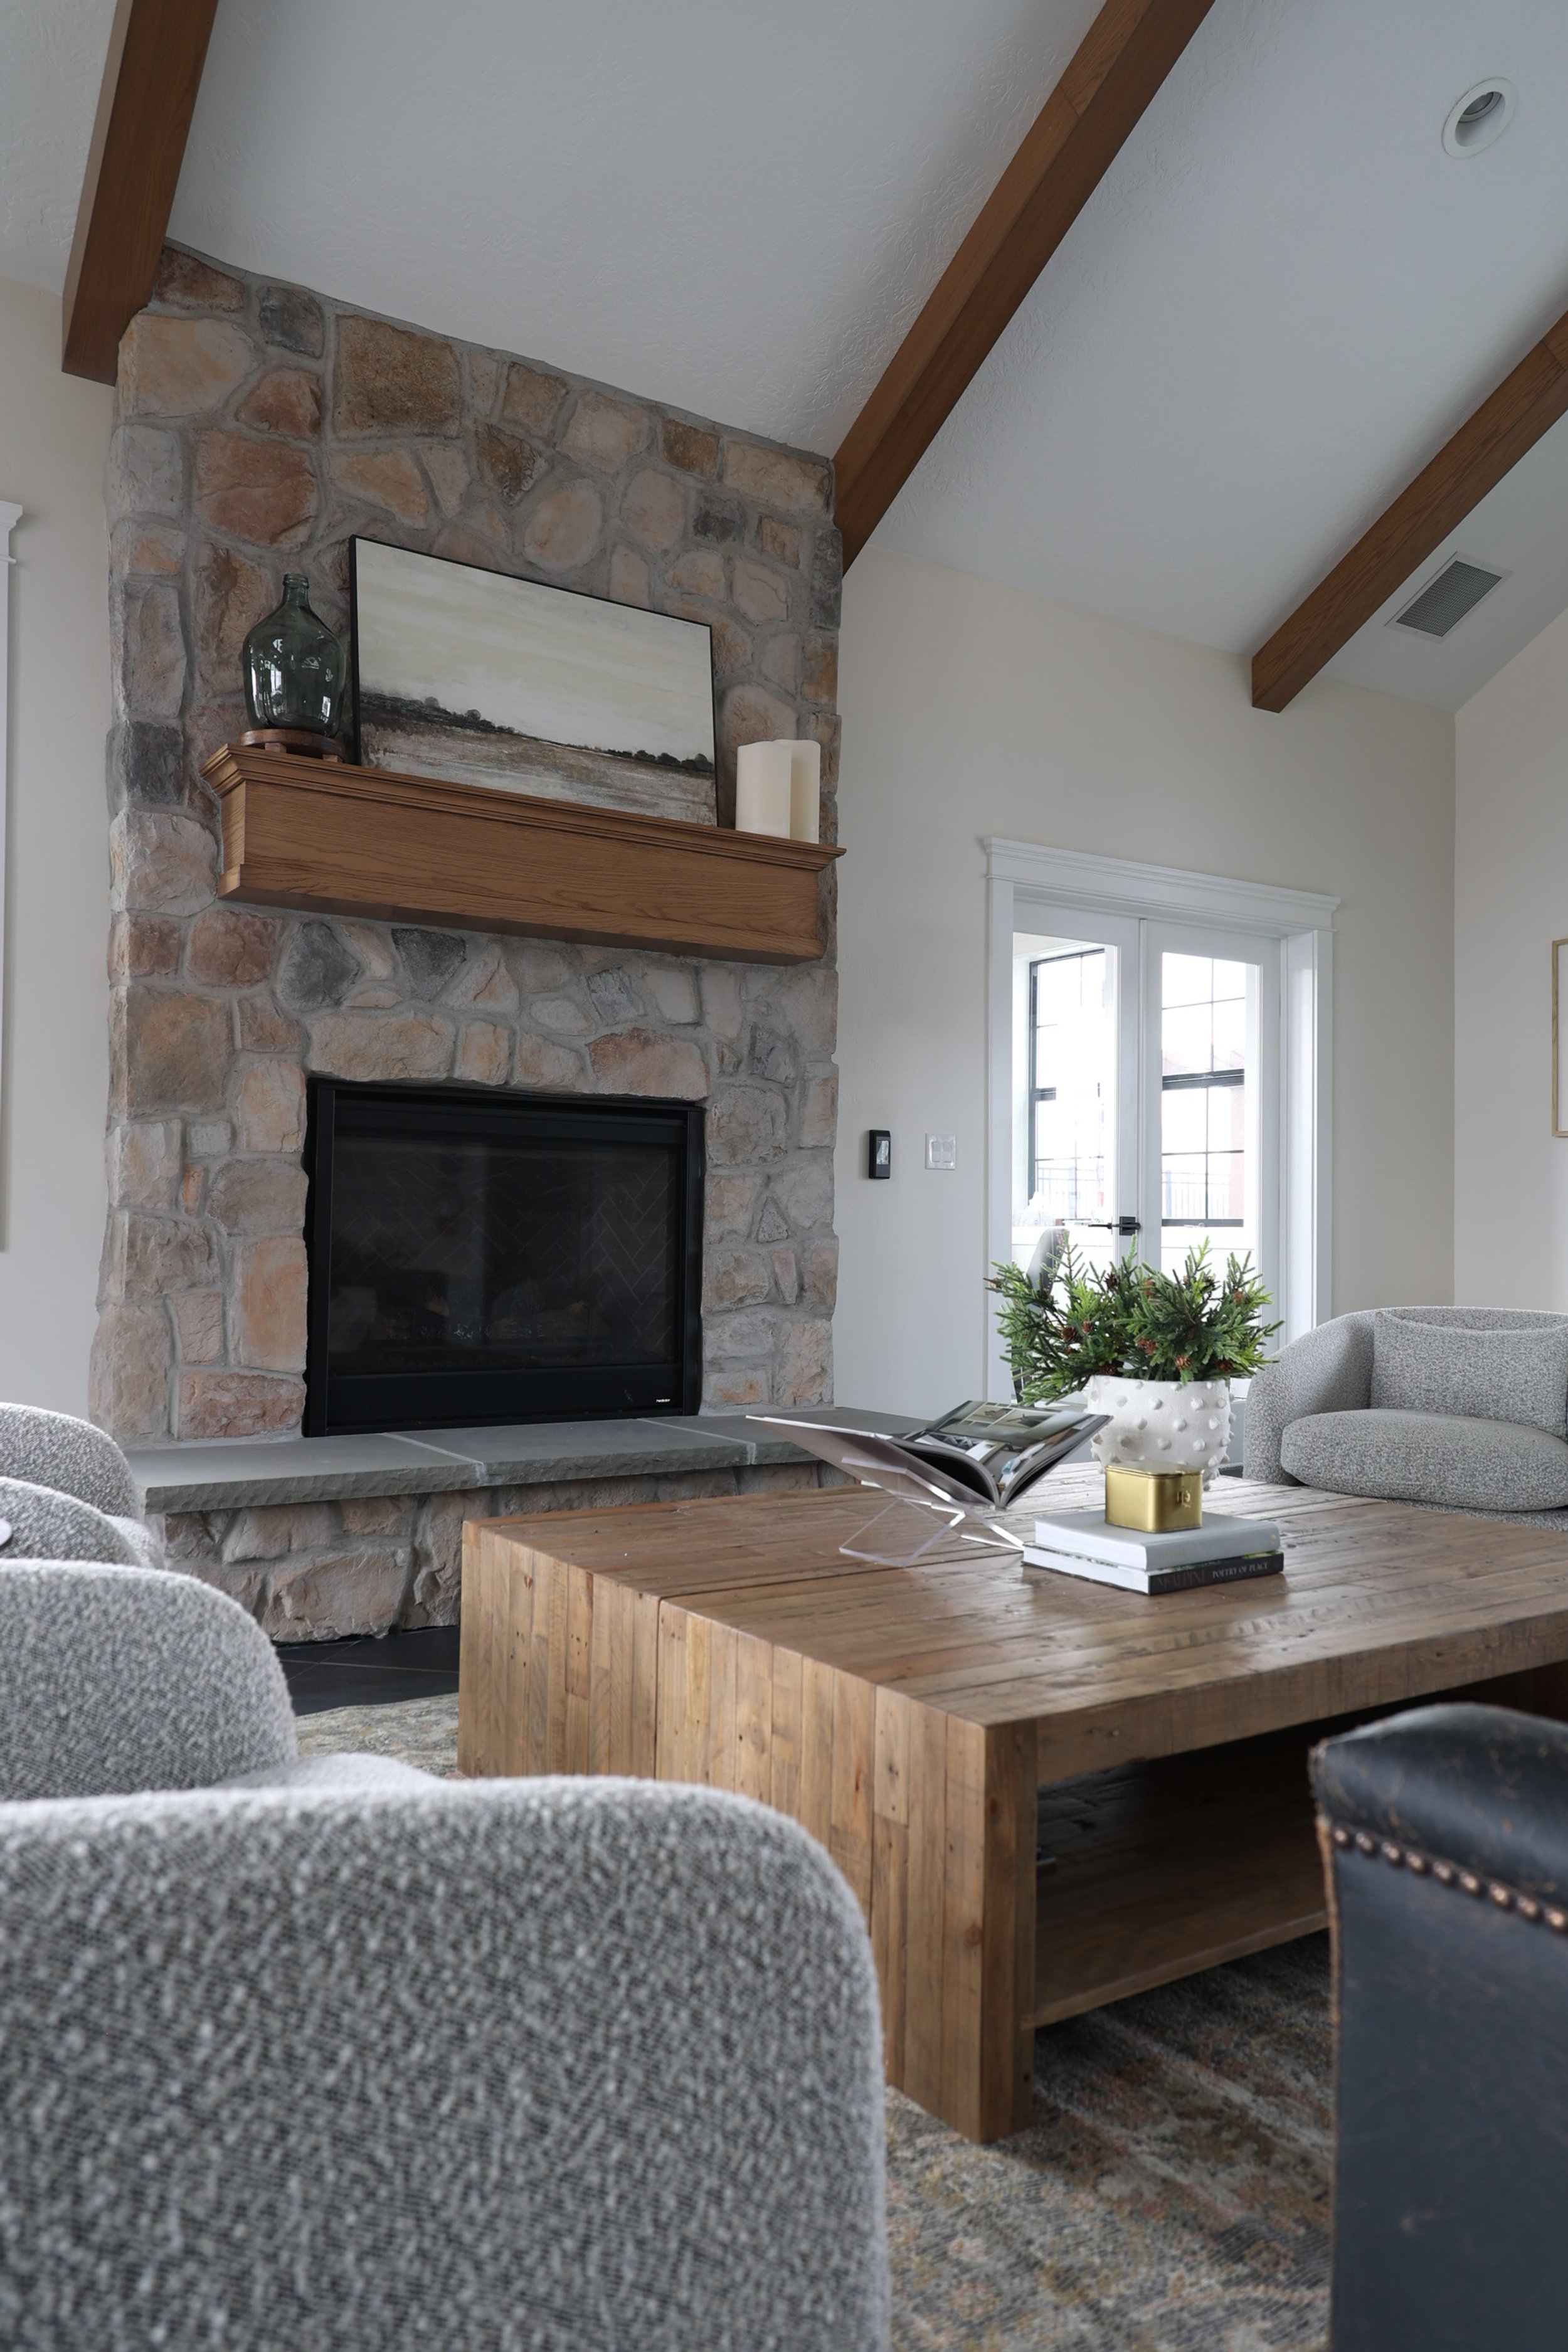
[242,573,345,738]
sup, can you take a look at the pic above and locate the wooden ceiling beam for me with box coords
[1252,310,1568,712]
[833,0,1218,569]
[62,0,221,383]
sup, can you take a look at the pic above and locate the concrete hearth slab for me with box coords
[126,1406,926,1514]
[125,1432,491,1513]
[394,1417,760,1485]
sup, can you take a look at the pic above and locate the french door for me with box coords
[1010,912,1279,1300]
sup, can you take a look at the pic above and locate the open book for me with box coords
[751,1402,1108,1564]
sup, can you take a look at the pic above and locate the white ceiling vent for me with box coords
[1389,557,1507,640]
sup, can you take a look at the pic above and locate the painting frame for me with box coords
[348,536,719,827]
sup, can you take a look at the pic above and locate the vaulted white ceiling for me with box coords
[6,0,1568,708]
[180,0,1101,455]
[0,0,118,290]
[871,0,1568,706]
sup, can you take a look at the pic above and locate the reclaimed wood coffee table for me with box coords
[457,1472,1568,2142]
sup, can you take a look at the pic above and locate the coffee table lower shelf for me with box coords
[1030,1729,1327,2028]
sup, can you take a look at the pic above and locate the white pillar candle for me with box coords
[788,737,822,842]
[735,738,793,835]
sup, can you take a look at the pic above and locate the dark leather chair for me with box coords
[1312,1703,1568,2352]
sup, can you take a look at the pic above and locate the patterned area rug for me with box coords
[300,1695,1332,2351]
[297,1692,464,1777]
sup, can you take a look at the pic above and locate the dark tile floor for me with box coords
[276,1626,460,1715]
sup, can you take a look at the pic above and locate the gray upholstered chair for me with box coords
[0,1402,164,1566]
[0,1559,301,1799]
[1246,1306,1568,1525]
[0,1475,143,1565]
[0,1403,141,1516]
[0,1561,889,2348]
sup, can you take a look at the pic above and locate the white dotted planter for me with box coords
[1083,1374,1232,1486]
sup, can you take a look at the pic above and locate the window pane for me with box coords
[1162,1004,1212,1077]
[1162,954,1214,1010]
[1014,939,1118,1279]
[1162,1154,1207,1218]
[1209,1150,1244,1220]
[1161,951,1257,1271]
[1034,948,1108,1222]
[1162,1087,1207,1152]
[1036,960,1081,1019]
[1210,995,1246,1073]
[1213,1082,1246,1150]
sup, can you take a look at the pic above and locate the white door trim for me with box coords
[985,871,1016,1397]
[985,838,1339,936]
[985,842,1337,1396]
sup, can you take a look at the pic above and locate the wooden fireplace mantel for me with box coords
[199,744,843,964]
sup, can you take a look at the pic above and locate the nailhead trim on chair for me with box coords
[1322,1815,1568,1932]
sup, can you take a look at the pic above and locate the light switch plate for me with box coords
[925,1134,956,1170]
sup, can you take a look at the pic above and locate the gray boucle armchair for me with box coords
[0,1559,299,1799]
[0,1402,141,1516]
[0,1474,145,1565]
[0,1402,164,1567]
[1246,1306,1568,1526]
[0,1561,890,2349]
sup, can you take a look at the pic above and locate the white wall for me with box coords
[1454,603,1568,1307]
[833,549,1456,1416]
[0,275,112,1414]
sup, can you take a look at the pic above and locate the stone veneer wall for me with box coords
[92,243,842,1449]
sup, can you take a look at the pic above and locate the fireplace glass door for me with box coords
[305,1083,703,1433]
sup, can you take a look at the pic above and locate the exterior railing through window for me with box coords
[1030,1158,1106,1219]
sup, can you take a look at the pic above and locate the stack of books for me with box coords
[1025,1508,1284,1594]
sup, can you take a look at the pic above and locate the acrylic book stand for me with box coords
[750,1419,1032,1568]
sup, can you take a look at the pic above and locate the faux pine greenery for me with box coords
[1128,1245,1279,1384]
[988,1249,1147,1402]
[988,1241,1280,1404]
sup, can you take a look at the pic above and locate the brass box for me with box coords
[1104,1465,1202,1533]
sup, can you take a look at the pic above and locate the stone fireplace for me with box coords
[91,244,842,1635]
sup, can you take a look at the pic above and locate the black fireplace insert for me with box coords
[304,1081,703,1434]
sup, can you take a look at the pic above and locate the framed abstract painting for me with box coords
[349,538,718,825]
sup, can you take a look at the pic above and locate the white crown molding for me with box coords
[984,838,1338,937]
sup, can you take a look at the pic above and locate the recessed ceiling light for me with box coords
[1443,78,1517,156]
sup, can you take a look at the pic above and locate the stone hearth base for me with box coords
[161,1459,830,1641]
[127,1409,909,1640]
